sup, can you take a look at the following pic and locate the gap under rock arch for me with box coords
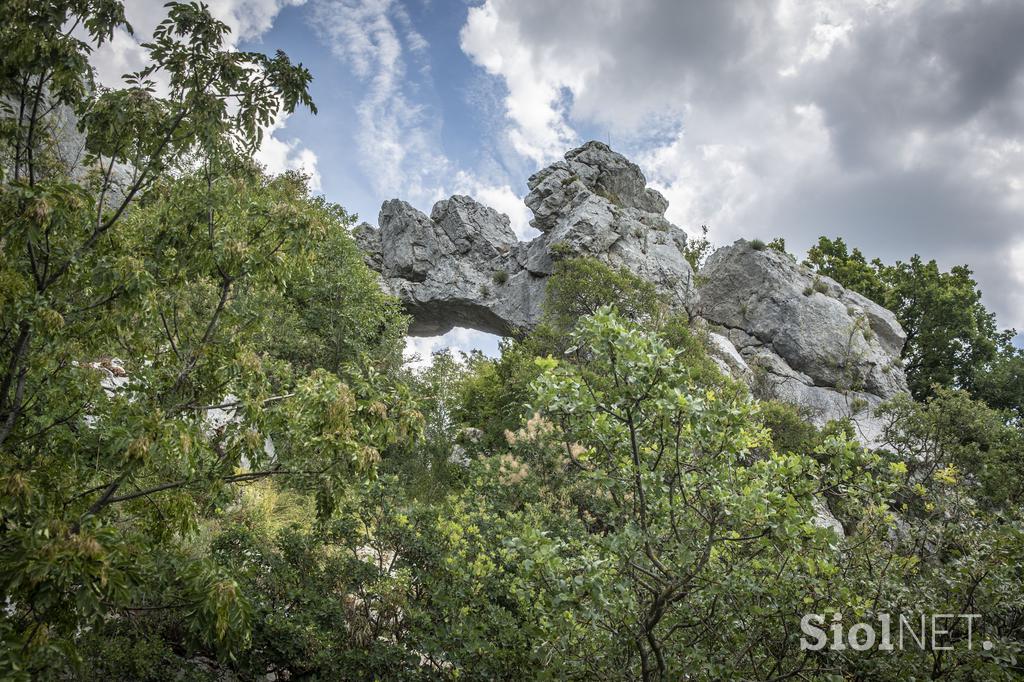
[403,327,503,369]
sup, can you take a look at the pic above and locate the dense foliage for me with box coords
[0,2,417,676]
[1,3,1022,680]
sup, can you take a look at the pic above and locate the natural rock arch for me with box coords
[354,141,908,444]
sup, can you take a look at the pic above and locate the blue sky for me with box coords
[92,0,1024,357]
[243,1,493,224]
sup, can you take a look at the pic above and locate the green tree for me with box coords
[877,387,1024,511]
[681,224,714,272]
[805,236,889,303]
[541,256,665,336]
[246,198,408,375]
[973,339,1024,422]
[882,256,1000,399]
[531,307,882,679]
[77,309,1024,680]
[450,340,544,453]
[0,2,418,676]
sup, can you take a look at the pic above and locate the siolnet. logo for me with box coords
[800,612,993,652]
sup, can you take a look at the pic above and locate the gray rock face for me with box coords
[354,141,695,336]
[525,141,670,231]
[354,195,542,336]
[354,141,909,443]
[694,240,907,443]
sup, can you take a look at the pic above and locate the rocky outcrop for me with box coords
[353,195,542,335]
[354,141,694,336]
[354,140,909,443]
[694,241,907,443]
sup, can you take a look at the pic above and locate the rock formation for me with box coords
[354,141,908,443]
[694,240,907,444]
[354,141,693,336]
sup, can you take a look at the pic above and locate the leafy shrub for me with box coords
[542,256,664,336]
[682,224,714,271]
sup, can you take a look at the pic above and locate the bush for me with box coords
[750,238,767,250]
[492,269,509,285]
[804,278,829,296]
[682,224,714,271]
[542,256,664,336]
[757,400,823,454]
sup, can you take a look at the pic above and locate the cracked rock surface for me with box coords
[695,240,907,443]
[354,141,908,443]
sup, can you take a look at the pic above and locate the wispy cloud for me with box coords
[460,1,581,164]
[311,0,449,205]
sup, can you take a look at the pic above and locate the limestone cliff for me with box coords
[354,141,693,336]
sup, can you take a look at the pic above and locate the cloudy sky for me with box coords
[92,0,1024,359]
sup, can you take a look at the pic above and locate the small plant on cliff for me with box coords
[804,278,829,296]
[681,225,714,272]
[492,269,509,285]
[750,238,767,251]
[548,241,574,260]
[593,185,622,205]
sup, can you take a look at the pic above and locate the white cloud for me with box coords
[451,171,537,240]
[403,328,501,369]
[88,26,148,87]
[208,0,309,42]
[472,185,536,240]
[308,0,543,246]
[90,0,309,84]
[460,1,583,164]
[639,101,835,243]
[255,113,322,190]
[1007,241,1024,332]
[458,0,1024,335]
